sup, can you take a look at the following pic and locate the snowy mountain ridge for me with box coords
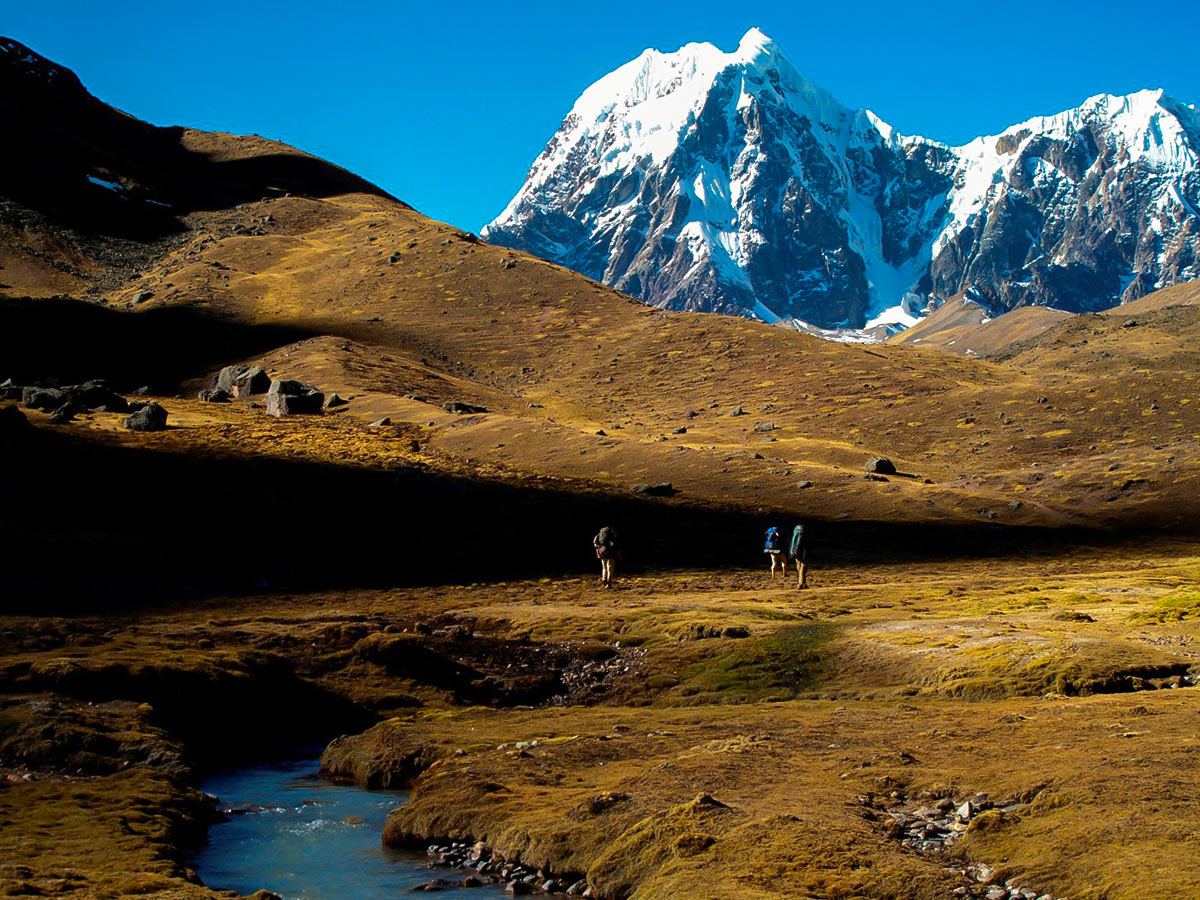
[484,29,1200,333]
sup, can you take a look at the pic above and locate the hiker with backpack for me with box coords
[593,526,620,588]
[789,522,810,589]
[764,526,786,579]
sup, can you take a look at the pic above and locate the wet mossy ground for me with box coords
[5,545,1198,898]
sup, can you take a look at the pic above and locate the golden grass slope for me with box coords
[7,176,1184,535]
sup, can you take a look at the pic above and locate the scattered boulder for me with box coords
[122,402,168,431]
[48,405,78,425]
[728,406,744,417]
[0,404,32,436]
[22,387,67,411]
[500,257,517,270]
[232,366,271,397]
[864,456,896,475]
[212,365,247,394]
[266,380,324,417]
[131,386,151,396]
[370,417,393,427]
[1,379,23,400]
[795,480,813,489]
[864,473,889,482]
[443,401,487,414]
[198,388,231,403]
[214,367,273,398]
[754,422,775,432]
[213,365,271,397]
[324,394,348,409]
[132,290,154,304]
[671,426,687,434]
[632,482,677,497]
[65,380,127,411]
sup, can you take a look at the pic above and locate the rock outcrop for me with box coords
[122,401,168,431]
[265,380,323,417]
[212,365,271,398]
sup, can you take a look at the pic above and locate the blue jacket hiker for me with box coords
[764,526,785,578]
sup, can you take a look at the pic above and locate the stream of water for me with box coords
[191,753,504,899]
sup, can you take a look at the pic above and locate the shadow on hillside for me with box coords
[0,296,315,391]
[2,39,395,240]
[0,425,1143,613]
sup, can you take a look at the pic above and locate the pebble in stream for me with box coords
[417,841,588,896]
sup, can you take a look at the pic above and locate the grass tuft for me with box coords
[1129,589,1200,624]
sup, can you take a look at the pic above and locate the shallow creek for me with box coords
[191,752,504,899]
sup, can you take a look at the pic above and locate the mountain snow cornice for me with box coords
[483,28,1200,331]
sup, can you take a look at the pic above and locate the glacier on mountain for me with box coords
[484,28,1200,332]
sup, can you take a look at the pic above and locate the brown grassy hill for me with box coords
[889,296,1071,357]
[993,281,1200,374]
[885,293,990,349]
[1100,279,1200,314]
[3,38,1200,606]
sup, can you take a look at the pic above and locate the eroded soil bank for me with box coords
[3,544,1199,899]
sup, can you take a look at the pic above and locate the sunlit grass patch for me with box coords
[673,624,831,703]
[974,594,1050,615]
[1129,589,1200,624]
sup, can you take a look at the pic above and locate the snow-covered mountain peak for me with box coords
[564,28,835,144]
[486,31,1200,332]
[735,26,774,56]
[966,88,1198,171]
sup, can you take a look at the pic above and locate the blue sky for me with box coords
[8,0,1200,232]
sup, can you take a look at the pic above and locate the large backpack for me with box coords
[596,526,617,550]
[790,524,806,556]
[764,527,781,551]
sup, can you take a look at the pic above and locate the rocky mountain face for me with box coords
[484,29,1200,330]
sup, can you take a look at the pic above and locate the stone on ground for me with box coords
[122,402,168,431]
[22,386,67,411]
[265,380,324,417]
[865,456,897,475]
